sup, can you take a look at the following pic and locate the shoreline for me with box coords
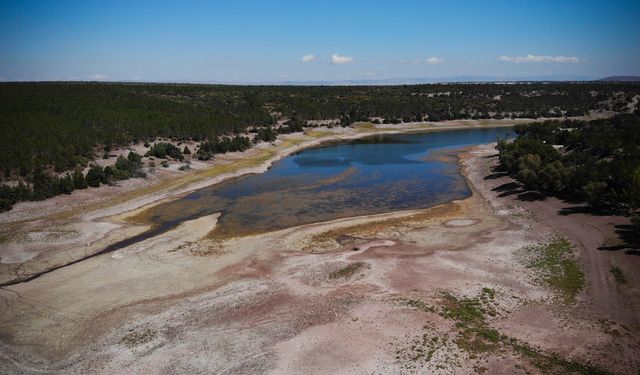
[0,140,638,373]
[4,114,610,225]
[0,119,519,285]
[0,115,615,286]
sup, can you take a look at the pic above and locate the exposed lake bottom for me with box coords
[128,127,513,243]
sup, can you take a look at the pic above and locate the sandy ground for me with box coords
[1,111,638,373]
[0,119,525,286]
[0,131,638,374]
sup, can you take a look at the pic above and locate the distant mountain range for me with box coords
[208,74,640,85]
[597,76,640,82]
[12,74,640,85]
[240,74,597,86]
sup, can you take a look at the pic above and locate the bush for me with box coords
[103,166,114,183]
[115,155,130,171]
[72,170,87,190]
[0,197,13,212]
[197,149,212,160]
[59,174,74,194]
[197,135,251,159]
[86,164,104,187]
[31,169,56,200]
[145,142,183,160]
[113,167,131,180]
[127,151,142,169]
[0,182,32,212]
[254,126,277,143]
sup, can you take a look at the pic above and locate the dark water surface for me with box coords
[114,127,513,249]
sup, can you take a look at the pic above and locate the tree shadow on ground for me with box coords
[484,171,509,180]
[487,165,640,256]
[598,224,640,256]
[483,164,507,180]
[491,181,547,201]
[558,205,618,217]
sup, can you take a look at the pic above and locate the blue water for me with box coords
[126,128,513,241]
[115,127,513,247]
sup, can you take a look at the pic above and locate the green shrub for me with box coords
[86,164,104,187]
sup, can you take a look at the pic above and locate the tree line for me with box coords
[497,112,640,213]
[0,151,146,211]
[0,123,294,211]
[2,82,638,180]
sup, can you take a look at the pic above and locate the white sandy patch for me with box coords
[354,239,396,251]
[111,213,219,258]
[443,219,477,227]
[1,221,123,264]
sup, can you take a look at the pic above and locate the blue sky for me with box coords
[0,0,639,82]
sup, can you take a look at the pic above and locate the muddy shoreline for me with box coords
[0,120,518,285]
[0,139,638,374]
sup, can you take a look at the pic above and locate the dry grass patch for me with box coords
[610,266,626,286]
[120,328,156,348]
[522,236,585,301]
[398,289,611,374]
[328,262,368,279]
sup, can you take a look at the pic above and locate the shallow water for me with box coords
[111,127,513,250]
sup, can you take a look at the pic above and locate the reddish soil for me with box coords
[0,142,638,374]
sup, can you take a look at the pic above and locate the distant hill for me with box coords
[242,74,596,85]
[597,76,640,82]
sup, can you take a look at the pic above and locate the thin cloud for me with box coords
[399,57,444,64]
[426,57,444,64]
[331,54,354,64]
[88,73,108,80]
[301,54,316,63]
[497,54,582,63]
[398,59,420,64]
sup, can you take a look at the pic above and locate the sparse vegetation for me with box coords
[439,290,500,354]
[145,142,183,160]
[610,266,627,285]
[120,328,156,348]
[0,151,146,211]
[401,298,436,313]
[523,236,585,301]
[328,262,367,279]
[196,135,252,160]
[508,339,611,375]
[394,329,452,369]
[398,289,612,374]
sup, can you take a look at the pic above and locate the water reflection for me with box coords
[130,127,514,243]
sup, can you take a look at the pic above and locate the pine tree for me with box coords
[86,164,104,187]
[72,169,87,189]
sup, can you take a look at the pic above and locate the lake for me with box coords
[110,127,514,250]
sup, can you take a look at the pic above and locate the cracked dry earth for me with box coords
[1,143,638,374]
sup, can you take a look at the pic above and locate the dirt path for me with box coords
[467,144,638,324]
[521,197,631,322]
